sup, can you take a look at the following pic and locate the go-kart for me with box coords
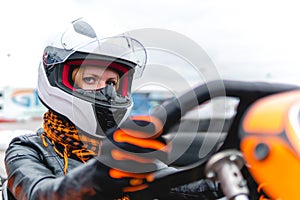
[128,79,300,200]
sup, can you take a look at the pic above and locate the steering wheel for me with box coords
[130,79,300,199]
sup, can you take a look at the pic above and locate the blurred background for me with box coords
[1,0,300,188]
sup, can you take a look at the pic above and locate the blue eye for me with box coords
[83,77,96,84]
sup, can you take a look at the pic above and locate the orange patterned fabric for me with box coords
[41,110,102,174]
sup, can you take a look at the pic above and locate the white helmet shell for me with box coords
[38,18,147,137]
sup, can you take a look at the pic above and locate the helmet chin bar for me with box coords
[74,84,131,135]
[94,105,128,135]
[72,84,131,136]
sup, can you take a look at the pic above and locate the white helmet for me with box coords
[37,18,147,138]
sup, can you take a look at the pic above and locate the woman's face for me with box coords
[72,66,119,90]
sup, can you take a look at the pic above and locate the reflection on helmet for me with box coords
[37,18,147,137]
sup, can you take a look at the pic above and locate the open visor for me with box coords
[43,18,147,78]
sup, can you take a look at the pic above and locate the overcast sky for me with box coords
[1,0,300,88]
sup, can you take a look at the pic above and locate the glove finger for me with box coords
[98,150,165,173]
[120,116,164,139]
[96,166,148,195]
[113,129,168,151]
[101,136,167,154]
[109,168,153,193]
[112,129,169,160]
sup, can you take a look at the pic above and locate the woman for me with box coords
[3,19,221,200]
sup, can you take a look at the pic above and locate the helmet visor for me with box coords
[43,18,147,78]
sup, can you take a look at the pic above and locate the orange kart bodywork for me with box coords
[240,90,300,200]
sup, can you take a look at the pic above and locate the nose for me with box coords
[96,80,107,89]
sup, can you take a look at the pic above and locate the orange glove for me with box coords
[97,115,171,195]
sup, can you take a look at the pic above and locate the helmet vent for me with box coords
[73,20,97,39]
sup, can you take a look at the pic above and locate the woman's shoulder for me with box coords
[8,128,44,145]
[6,128,51,158]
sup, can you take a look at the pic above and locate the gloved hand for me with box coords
[96,115,172,196]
